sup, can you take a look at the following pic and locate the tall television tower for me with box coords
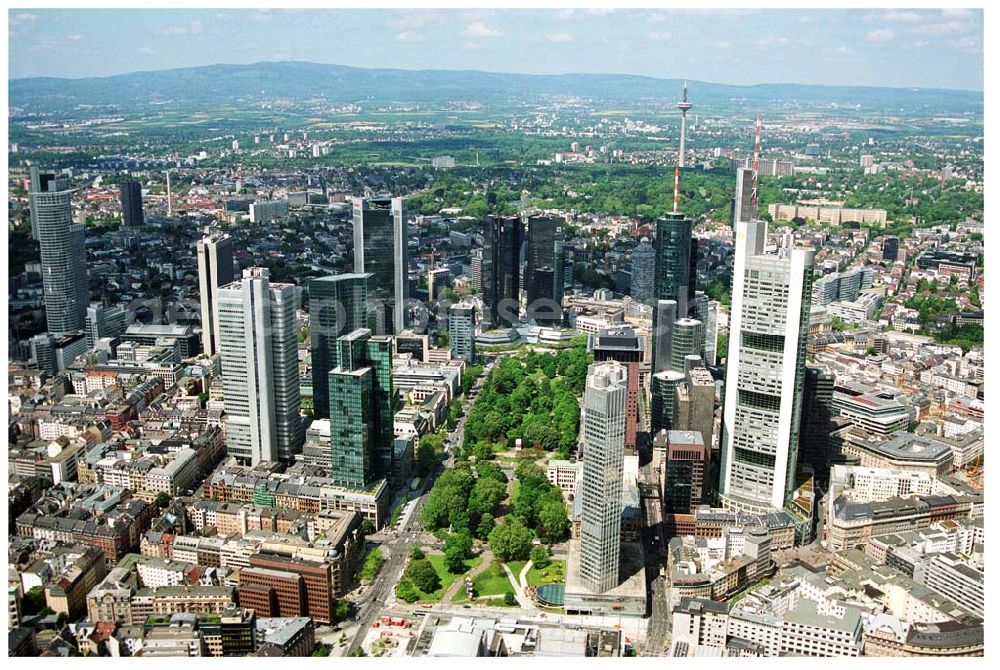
[676,81,693,168]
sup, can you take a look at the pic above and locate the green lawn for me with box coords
[526,559,566,588]
[414,554,483,602]
[471,562,514,597]
[506,560,527,577]
[358,547,384,583]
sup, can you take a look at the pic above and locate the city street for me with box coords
[344,358,495,655]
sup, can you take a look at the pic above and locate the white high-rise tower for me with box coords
[720,219,814,513]
[218,267,303,465]
[579,361,628,594]
[197,234,235,357]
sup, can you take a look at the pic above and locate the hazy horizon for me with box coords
[8,8,985,91]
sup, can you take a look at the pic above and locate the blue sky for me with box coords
[7,8,984,91]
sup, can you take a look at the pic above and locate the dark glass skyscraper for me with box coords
[352,196,408,334]
[482,215,524,328]
[652,211,694,373]
[524,216,565,325]
[328,327,396,487]
[309,273,371,420]
[653,212,693,315]
[119,179,145,227]
[882,236,900,262]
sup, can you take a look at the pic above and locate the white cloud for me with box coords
[390,13,432,32]
[548,32,573,43]
[555,9,575,20]
[877,10,924,23]
[157,20,205,37]
[139,46,156,55]
[912,20,975,35]
[949,36,982,53]
[827,46,855,56]
[66,33,85,41]
[648,31,672,41]
[11,13,38,26]
[717,40,732,49]
[866,29,895,43]
[584,9,615,15]
[463,22,501,38]
[395,31,424,43]
[942,9,976,18]
[756,36,791,47]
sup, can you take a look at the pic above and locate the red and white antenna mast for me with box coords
[672,167,680,213]
[750,112,762,211]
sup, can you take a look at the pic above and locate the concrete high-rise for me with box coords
[662,430,707,516]
[218,268,303,465]
[327,328,395,487]
[589,327,645,452]
[579,361,628,594]
[524,216,565,325]
[197,235,236,357]
[31,169,88,335]
[630,237,655,305]
[449,302,476,364]
[720,219,815,513]
[689,291,720,366]
[482,215,524,328]
[733,168,756,229]
[309,273,371,420]
[119,179,145,227]
[352,196,408,334]
[85,304,128,349]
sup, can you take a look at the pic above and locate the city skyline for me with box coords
[7,7,985,90]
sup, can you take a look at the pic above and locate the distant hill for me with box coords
[8,61,984,115]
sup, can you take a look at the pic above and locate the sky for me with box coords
[6,8,985,91]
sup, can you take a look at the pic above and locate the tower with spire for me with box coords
[676,81,693,168]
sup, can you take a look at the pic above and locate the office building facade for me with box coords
[119,179,145,227]
[630,237,655,305]
[720,220,815,512]
[309,273,371,420]
[589,327,645,451]
[31,169,88,335]
[482,215,524,328]
[525,216,565,325]
[579,362,628,594]
[449,302,476,363]
[352,196,408,334]
[328,328,395,487]
[218,268,303,465]
[197,235,236,357]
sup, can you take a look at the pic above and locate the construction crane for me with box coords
[420,249,442,271]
